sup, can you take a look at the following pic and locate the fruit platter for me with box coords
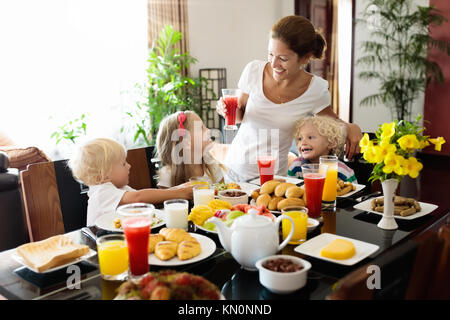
[212,182,241,195]
[115,270,222,300]
[188,199,275,233]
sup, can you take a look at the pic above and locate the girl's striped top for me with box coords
[288,157,358,183]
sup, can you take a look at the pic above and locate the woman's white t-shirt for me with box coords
[86,182,135,226]
[224,60,331,182]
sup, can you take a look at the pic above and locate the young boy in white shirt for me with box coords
[69,138,193,226]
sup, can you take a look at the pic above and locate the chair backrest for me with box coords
[20,160,88,242]
[126,146,157,190]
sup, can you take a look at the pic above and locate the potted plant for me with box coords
[128,25,213,146]
[357,0,450,121]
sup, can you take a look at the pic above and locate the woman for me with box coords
[217,15,362,182]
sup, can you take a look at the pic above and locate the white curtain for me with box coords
[0,0,148,159]
[337,0,353,122]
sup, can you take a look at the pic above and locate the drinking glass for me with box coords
[257,151,277,186]
[188,176,211,188]
[116,203,155,222]
[193,184,215,206]
[96,234,128,281]
[302,164,327,218]
[281,206,308,245]
[222,88,240,130]
[320,155,338,210]
[164,199,189,229]
[119,205,153,280]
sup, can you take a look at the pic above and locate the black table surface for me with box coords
[1,183,448,301]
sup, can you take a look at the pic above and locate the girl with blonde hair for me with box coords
[156,110,223,187]
[69,138,193,226]
[288,115,357,182]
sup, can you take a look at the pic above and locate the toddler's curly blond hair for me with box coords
[295,115,346,158]
[69,138,126,186]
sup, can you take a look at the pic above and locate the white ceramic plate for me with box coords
[148,233,217,266]
[196,223,218,234]
[337,183,366,198]
[248,175,303,186]
[12,248,97,274]
[237,182,260,195]
[353,198,438,220]
[95,210,165,232]
[294,233,379,266]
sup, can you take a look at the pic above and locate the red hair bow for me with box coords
[178,111,187,137]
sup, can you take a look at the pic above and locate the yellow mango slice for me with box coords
[320,239,356,260]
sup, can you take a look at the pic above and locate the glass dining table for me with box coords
[1,183,447,302]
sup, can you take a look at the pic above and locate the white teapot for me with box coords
[207,209,294,271]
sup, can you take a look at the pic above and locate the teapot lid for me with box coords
[234,209,272,228]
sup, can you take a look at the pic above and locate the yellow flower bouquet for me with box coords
[359,116,445,230]
[359,116,446,183]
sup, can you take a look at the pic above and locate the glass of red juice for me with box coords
[301,164,327,218]
[122,216,152,280]
[257,153,277,186]
[222,89,240,130]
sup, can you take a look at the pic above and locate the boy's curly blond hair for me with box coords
[69,138,126,186]
[295,115,347,158]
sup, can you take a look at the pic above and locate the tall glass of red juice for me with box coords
[122,216,151,279]
[302,164,327,218]
[257,153,277,186]
[222,89,240,130]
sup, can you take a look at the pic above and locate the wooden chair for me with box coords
[20,160,88,242]
[126,146,158,189]
[20,146,158,242]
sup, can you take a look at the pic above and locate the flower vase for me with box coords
[377,179,399,230]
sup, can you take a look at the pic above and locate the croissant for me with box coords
[285,186,304,198]
[177,238,202,261]
[148,234,165,253]
[256,193,271,207]
[159,228,192,243]
[274,183,296,197]
[260,180,281,194]
[154,241,178,261]
[268,196,284,211]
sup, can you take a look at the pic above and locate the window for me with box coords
[0,0,148,159]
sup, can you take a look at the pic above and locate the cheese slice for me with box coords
[320,239,356,260]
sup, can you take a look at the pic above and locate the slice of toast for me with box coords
[16,235,90,272]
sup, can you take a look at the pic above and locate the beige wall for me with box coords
[187,0,294,90]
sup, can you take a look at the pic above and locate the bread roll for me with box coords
[148,234,165,253]
[154,241,178,261]
[285,186,304,198]
[159,228,191,243]
[256,193,271,207]
[268,196,284,211]
[260,180,281,194]
[277,198,306,211]
[274,183,296,197]
[177,238,202,260]
[251,189,260,200]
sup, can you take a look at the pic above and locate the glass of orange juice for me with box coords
[281,206,308,245]
[320,155,338,210]
[96,234,128,281]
